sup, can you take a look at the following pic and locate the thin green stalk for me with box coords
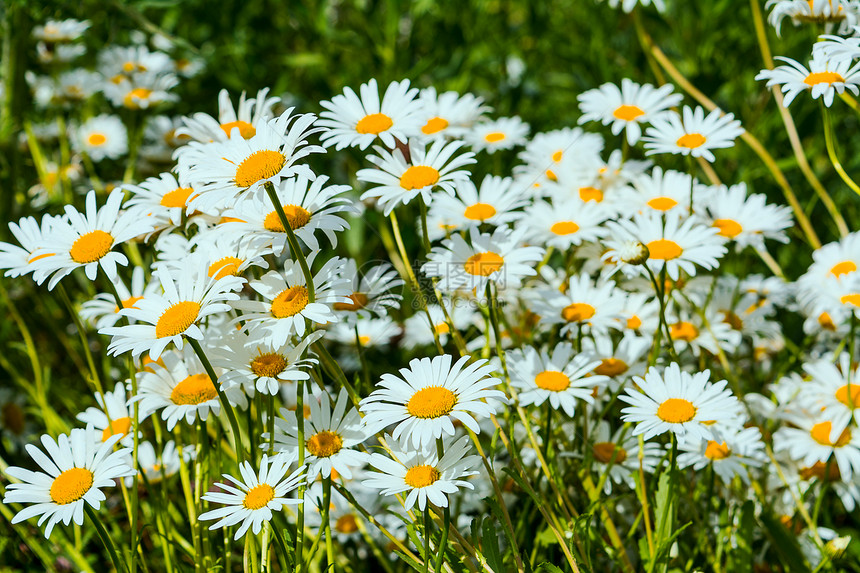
[322,477,335,570]
[263,181,316,302]
[423,507,431,573]
[434,438,449,573]
[822,104,860,198]
[86,504,129,573]
[186,337,244,462]
[56,282,107,398]
[295,379,307,573]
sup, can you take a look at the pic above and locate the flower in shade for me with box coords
[3,425,135,539]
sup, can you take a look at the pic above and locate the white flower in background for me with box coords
[72,115,128,161]
[578,79,681,144]
[756,53,860,107]
[643,106,744,162]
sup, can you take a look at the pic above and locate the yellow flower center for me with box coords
[207,256,243,279]
[358,335,371,345]
[669,321,699,342]
[805,71,844,86]
[306,430,344,458]
[69,230,114,264]
[406,386,457,419]
[551,150,563,163]
[422,117,449,135]
[234,150,286,188]
[534,370,570,392]
[704,441,731,460]
[263,205,312,232]
[594,358,628,377]
[841,294,860,307]
[101,417,132,441]
[713,219,743,238]
[404,464,440,488]
[550,221,580,236]
[50,467,94,505]
[399,165,440,191]
[810,421,851,447]
[656,398,697,423]
[545,169,558,181]
[87,132,107,146]
[124,87,153,108]
[333,292,370,311]
[356,113,393,135]
[836,384,860,409]
[646,239,683,260]
[830,260,857,278]
[170,373,217,406]
[335,514,359,534]
[271,286,309,318]
[220,120,257,139]
[819,312,836,331]
[464,203,497,221]
[561,303,595,323]
[160,187,195,208]
[155,301,201,338]
[646,197,678,211]
[463,251,504,276]
[627,315,642,330]
[579,187,604,202]
[434,322,450,335]
[250,352,288,378]
[723,311,744,331]
[593,442,627,464]
[800,461,841,482]
[243,483,275,510]
[613,104,646,121]
[676,133,706,149]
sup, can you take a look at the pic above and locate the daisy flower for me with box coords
[422,226,544,294]
[665,307,742,357]
[428,175,527,232]
[333,260,404,318]
[232,257,350,344]
[415,87,491,140]
[756,53,860,107]
[620,363,744,443]
[586,421,663,494]
[514,127,604,186]
[103,73,179,111]
[402,301,477,348]
[124,172,198,229]
[582,334,651,388]
[328,317,401,370]
[507,342,608,417]
[199,453,304,540]
[677,426,767,484]
[190,233,272,280]
[532,274,627,337]
[131,440,188,485]
[212,330,322,396]
[133,347,224,430]
[767,0,859,35]
[796,232,860,308]
[357,139,475,216]
[643,106,744,163]
[698,182,793,249]
[603,211,727,281]
[98,45,174,79]
[360,354,504,448]
[31,189,155,290]
[803,353,860,434]
[0,214,59,281]
[464,116,530,153]
[522,196,610,249]
[101,260,244,359]
[178,87,280,143]
[33,19,91,42]
[814,29,860,63]
[362,435,480,511]
[318,78,423,150]
[178,109,323,213]
[272,388,369,481]
[774,416,860,479]
[219,174,353,251]
[624,167,694,215]
[3,425,134,539]
[71,114,128,161]
[577,79,682,145]
[77,381,148,447]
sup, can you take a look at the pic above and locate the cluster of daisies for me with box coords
[24,19,201,208]
[1,13,859,573]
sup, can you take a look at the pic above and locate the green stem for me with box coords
[295,378,306,572]
[423,507,431,573]
[822,104,860,198]
[186,337,244,463]
[85,504,129,573]
[434,438,449,573]
[57,283,106,399]
[264,181,316,302]
[322,477,334,570]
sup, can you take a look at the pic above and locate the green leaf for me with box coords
[727,500,755,573]
[482,518,504,573]
[535,563,565,573]
[759,510,811,573]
